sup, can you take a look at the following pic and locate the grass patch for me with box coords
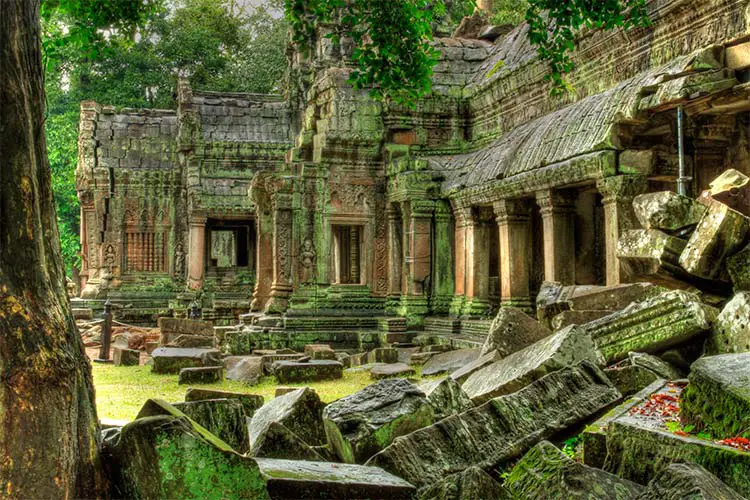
[92,363,427,421]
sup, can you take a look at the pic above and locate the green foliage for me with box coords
[490,0,528,26]
[286,0,476,106]
[525,0,651,92]
[562,435,581,459]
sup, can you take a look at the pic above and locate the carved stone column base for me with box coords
[398,295,430,328]
[386,294,402,315]
[461,297,492,318]
[430,294,453,316]
[449,295,466,318]
[265,285,293,315]
[500,298,534,314]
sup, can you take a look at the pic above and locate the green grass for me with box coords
[92,363,425,421]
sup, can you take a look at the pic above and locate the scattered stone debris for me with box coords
[178,366,223,385]
[172,398,249,453]
[367,347,399,364]
[184,387,264,416]
[638,462,745,499]
[113,347,140,366]
[151,347,222,374]
[709,293,750,354]
[224,355,263,384]
[370,363,415,380]
[450,350,502,383]
[418,466,510,500]
[481,307,550,357]
[273,360,344,383]
[158,317,214,346]
[419,377,474,419]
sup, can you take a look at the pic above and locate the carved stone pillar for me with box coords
[494,198,533,312]
[462,207,493,318]
[187,215,207,290]
[266,197,294,314]
[536,189,577,285]
[386,205,403,313]
[597,176,648,285]
[399,200,434,327]
[251,208,274,312]
[431,200,454,315]
[450,206,469,317]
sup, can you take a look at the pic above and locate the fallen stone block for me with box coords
[616,229,687,275]
[367,361,620,489]
[421,348,480,376]
[185,387,264,416]
[419,377,474,419]
[703,168,750,215]
[679,198,750,279]
[370,363,415,380]
[409,352,436,365]
[158,317,214,345]
[418,466,511,500]
[178,366,222,385]
[550,310,612,330]
[248,387,326,449]
[633,191,707,232]
[151,347,222,374]
[248,420,325,461]
[113,347,140,366]
[168,334,214,349]
[255,458,415,499]
[275,387,298,397]
[481,307,551,357]
[463,325,604,404]
[637,462,745,500]
[144,341,159,355]
[709,293,750,354]
[604,364,660,397]
[583,290,717,364]
[727,244,750,291]
[323,379,435,464]
[336,352,351,368]
[172,398,249,453]
[452,353,502,387]
[629,351,682,380]
[273,360,343,383]
[506,441,644,499]
[261,353,306,374]
[304,344,336,360]
[681,353,750,439]
[225,355,263,384]
[367,347,399,364]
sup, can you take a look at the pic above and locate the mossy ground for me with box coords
[93,363,428,421]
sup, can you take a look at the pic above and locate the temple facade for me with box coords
[76,0,750,346]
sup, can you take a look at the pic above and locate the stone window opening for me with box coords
[332,225,363,285]
[206,220,255,272]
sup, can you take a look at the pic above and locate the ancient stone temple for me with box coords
[76,0,750,349]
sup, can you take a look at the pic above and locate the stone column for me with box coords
[431,200,455,315]
[251,209,274,312]
[386,206,403,313]
[462,207,493,318]
[597,176,648,285]
[536,189,577,285]
[399,200,434,327]
[266,199,294,314]
[187,215,206,290]
[450,206,469,317]
[494,198,533,312]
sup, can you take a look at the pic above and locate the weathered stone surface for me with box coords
[178,366,222,385]
[481,307,551,357]
[550,310,612,330]
[151,347,222,374]
[248,421,325,461]
[419,377,474,419]
[72,308,93,320]
[255,458,415,499]
[709,293,750,354]
[158,317,214,345]
[727,244,750,291]
[604,364,660,397]
[679,198,750,279]
[370,363,415,380]
[409,352,436,365]
[463,325,604,404]
[275,387,298,397]
[629,352,682,380]
[273,360,343,383]
[113,347,140,366]
[104,414,270,499]
[248,387,326,450]
[450,350,502,384]
[418,466,511,500]
[224,355,263,384]
[681,353,750,439]
[185,387,264,416]
[168,334,214,348]
[367,361,620,489]
[421,348,480,376]
[506,441,644,499]
[367,347,399,364]
[172,399,249,453]
[616,229,687,275]
[637,462,745,500]
[324,379,435,464]
[261,353,306,374]
[633,191,707,232]
[584,290,717,364]
[304,344,336,360]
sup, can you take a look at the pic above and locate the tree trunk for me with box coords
[0,1,101,498]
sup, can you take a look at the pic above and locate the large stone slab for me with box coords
[449,350,501,384]
[583,290,717,364]
[255,458,415,499]
[367,347,399,364]
[505,441,644,499]
[370,363,415,380]
[273,360,343,383]
[158,317,214,345]
[616,229,687,275]
[727,243,750,291]
[178,366,222,385]
[261,353,306,374]
[637,462,745,499]
[366,361,620,489]
[113,347,140,366]
[172,399,249,453]
[418,466,510,500]
[248,387,326,452]
[169,334,214,349]
[185,387,264,416]
[681,353,750,439]
[633,191,707,232]
[151,347,221,374]
[709,293,750,354]
[604,364,660,397]
[419,377,474,420]
[550,310,611,330]
[462,325,604,404]
[679,198,750,279]
[421,348,480,376]
[224,355,263,384]
[481,307,551,357]
[323,379,435,464]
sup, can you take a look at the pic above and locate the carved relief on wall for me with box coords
[373,185,388,295]
[275,210,293,284]
[299,238,316,284]
[329,182,373,213]
[174,243,186,281]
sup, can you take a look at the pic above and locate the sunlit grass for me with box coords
[92,362,426,421]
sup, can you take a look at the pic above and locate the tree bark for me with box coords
[0,1,101,498]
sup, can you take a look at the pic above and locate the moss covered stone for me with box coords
[639,463,745,499]
[172,399,249,453]
[418,466,511,500]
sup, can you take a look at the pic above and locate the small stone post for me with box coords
[95,300,113,363]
